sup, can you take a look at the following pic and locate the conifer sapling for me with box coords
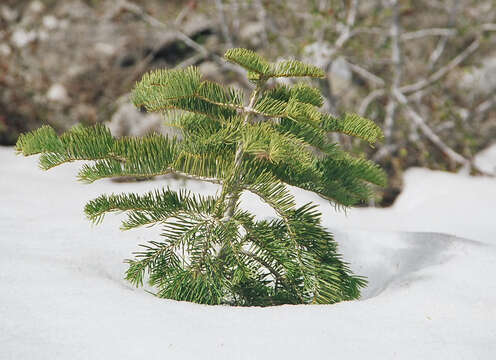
[16,48,386,306]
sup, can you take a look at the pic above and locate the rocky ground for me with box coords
[1,0,495,205]
[0,0,231,142]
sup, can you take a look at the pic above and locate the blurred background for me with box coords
[1,0,495,206]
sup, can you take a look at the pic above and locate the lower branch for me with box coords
[239,249,289,292]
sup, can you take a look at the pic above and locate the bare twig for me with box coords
[351,27,388,37]
[384,0,403,144]
[358,89,385,115]
[358,21,493,116]
[389,0,402,93]
[399,20,496,95]
[352,27,456,41]
[481,23,496,32]
[310,0,360,126]
[472,94,496,124]
[231,0,240,35]
[476,96,496,116]
[215,0,233,48]
[174,52,207,69]
[383,100,397,144]
[400,37,480,94]
[174,1,194,26]
[117,0,252,88]
[335,0,358,49]
[393,89,469,166]
[372,144,398,161]
[347,61,385,87]
[254,0,269,48]
[428,0,460,69]
[401,28,456,41]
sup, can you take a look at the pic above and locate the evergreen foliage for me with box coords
[16,48,386,306]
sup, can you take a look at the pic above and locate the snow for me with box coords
[11,29,37,48]
[42,15,59,30]
[0,43,11,57]
[474,143,496,176]
[1,146,495,359]
[46,83,69,103]
[316,167,496,243]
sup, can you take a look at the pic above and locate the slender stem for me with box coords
[221,83,263,221]
[384,0,402,145]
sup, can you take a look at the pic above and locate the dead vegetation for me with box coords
[1,0,495,205]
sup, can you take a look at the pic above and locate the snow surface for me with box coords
[474,143,496,176]
[1,146,495,359]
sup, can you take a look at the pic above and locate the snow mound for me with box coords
[474,143,496,176]
[312,167,496,244]
[1,147,495,359]
[336,230,479,298]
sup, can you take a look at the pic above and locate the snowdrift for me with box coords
[1,146,495,359]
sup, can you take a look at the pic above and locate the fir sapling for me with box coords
[16,48,386,306]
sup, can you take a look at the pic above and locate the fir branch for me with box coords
[224,48,325,80]
[265,59,325,79]
[242,170,296,214]
[275,118,331,153]
[290,84,324,107]
[265,83,324,107]
[224,48,271,77]
[16,124,118,170]
[240,172,312,301]
[125,242,180,287]
[85,188,217,231]
[252,96,322,128]
[239,249,297,298]
[131,67,243,119]
[16,125,64,156]
[241,123,314,166]
[321,113,384,144]
[77,134,180,183]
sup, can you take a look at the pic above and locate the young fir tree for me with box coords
[16,48,386,306]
